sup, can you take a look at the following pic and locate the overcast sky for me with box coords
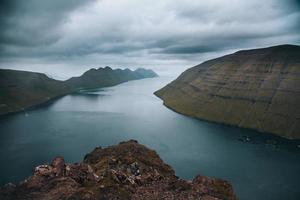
[0,0,299,79]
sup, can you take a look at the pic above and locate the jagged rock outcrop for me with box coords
[0,140,237,200]
[0,67,157,116]
[155,44,300,139]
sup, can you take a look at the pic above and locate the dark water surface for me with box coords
[0,76,299,200]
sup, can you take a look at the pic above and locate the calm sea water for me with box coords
[0,76,299,200]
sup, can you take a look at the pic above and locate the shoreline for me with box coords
[154,92,300,142]
[0,93,69,119]
[0,77,159,118]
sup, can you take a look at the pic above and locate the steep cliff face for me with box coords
[155,45,300,139]
[0,67,157,116]
[0,140,237,200]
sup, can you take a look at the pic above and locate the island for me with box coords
[155,44,300,139]
[0,140,237,200]
[0,67,158,116]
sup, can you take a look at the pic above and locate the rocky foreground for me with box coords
[155,44,300,139]
[0,140,237,200]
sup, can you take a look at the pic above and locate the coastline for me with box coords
[0,69,158,118]
[154,92,300,142]
[0,93,69,119]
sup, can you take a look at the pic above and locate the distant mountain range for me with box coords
[155,44,300,139]
[66,67,157,89]
[0,67,157,116]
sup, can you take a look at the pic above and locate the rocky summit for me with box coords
[0,140,237,200]
[155,44,300,139]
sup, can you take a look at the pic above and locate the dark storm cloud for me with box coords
[0,0,299,77]
[157,0,300,55]
[0,0,93,50]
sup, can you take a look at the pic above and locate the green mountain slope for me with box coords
[155,44,300,139]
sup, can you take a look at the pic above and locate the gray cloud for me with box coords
[0,0,93,50]
[0,0,299,78]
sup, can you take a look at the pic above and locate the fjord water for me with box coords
[0,76,299,200]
